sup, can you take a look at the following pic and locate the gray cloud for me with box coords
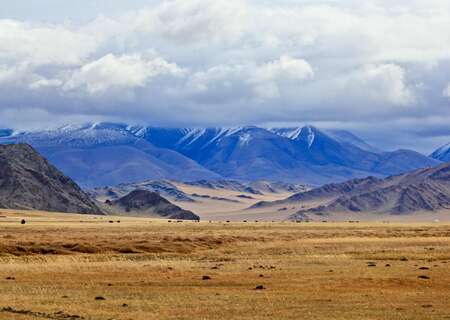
[0,0,450,153]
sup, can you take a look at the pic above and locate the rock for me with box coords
[109,190,199,221]
[0,144,103,214]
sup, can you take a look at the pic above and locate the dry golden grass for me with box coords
[1,210,450,319]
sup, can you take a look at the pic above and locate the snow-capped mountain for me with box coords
[430,143,450,161]
[139,125,439,184]
[0,123,440,187]
[0,123,220,187]
[143,126,318,182]
[271,127,379,152]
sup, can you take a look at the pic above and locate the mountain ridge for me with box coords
[0,123,440,187]
[282,162,450,220]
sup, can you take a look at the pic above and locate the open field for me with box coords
[1,210,450,319]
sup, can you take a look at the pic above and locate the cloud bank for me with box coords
[0,0,450,151]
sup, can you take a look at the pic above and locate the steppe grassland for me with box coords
[1,210,450,319]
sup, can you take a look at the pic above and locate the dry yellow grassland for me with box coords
[1,210,450,319]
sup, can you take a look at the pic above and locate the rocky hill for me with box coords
[91,180,195,203]
[288,162,450,220]
[105,190,199,220]
[0,144,103,214]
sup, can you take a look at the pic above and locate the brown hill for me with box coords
[289,162,450,220]
[106,190,200,220]
[251,176,379,209]
[0,144,103,214]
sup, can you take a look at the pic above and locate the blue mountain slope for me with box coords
[324,129,380,153]
[0,123,220,187]
[142,125,439,184]
[0,123,440,187]
[430,143,450,162]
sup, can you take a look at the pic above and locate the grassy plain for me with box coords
[1,209,450,319]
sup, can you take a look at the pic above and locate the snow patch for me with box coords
[176,128,207,146]
[302,126,315,148]
[238,133,252,146]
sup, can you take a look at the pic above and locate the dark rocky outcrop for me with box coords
[0,144,103,214]
[109,189,199,220]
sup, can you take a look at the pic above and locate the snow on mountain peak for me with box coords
[177,128,207,146]
[302,126,316,148]
[238,133,252,146]
[431,142,450,160]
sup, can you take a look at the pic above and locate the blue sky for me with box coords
[0,0,450,152]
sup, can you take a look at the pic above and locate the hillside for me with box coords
[141,125,440,184]
[104,190,200,220]
[0,123,220,187]
[283,162,450,220]
[431,143,450,161]
[0,144,102,214]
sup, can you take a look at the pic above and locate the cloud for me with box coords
[444,83,450,98]
[64,53,186,94]
[1,0,450,152]
[338,64,415,107]
[186,56,314,103]
[133,0,247,45]
[0,20,95,66]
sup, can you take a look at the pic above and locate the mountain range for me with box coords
[248,159,450,221]
[90,179,307,205]
[272,161,450,220]
[0,123,442,188]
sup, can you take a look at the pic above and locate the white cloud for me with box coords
[251,56,314,99]
[0,0,450,151]
[185,56,313,103]
[339,64,415,107]
[0,20,96,66]
[64,53,186,94]
[29,78,62,90]
[252,56,314,84]
[133,0,247,45]
[444,83,450,98]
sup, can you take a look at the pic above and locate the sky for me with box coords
[0,0,450,153]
